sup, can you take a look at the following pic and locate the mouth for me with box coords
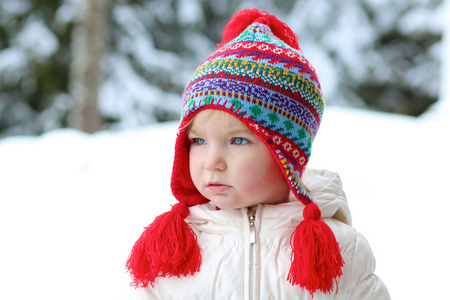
[206,182,231,193]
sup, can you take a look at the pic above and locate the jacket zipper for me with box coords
[248,210,256,300]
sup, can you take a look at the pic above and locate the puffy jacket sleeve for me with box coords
[347,232,391,300]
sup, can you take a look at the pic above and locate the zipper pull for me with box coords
[248,210,256,244]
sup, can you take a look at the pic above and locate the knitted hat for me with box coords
[127,8,343,296]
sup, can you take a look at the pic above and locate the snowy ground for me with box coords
[1,104,449,299]
[1,3,449,299]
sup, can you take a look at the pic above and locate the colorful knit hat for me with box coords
[127,8,344,296]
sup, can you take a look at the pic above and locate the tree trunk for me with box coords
[69,0,109,133]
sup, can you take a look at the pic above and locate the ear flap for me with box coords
[126,203,201,287]
[170,124,210,206]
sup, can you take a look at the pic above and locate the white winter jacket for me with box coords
[134,168,390,299]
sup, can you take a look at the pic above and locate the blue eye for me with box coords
[191,138,206,145]
[232,138,248,145]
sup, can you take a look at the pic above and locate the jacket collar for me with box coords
[186,168,352,227]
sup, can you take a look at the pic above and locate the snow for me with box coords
[0,2,449,299]
[178,0,203,25]
[0,0,31,15]
[0,48,28,86]
[2,105,449,299]
[0,124,177,300]
[13,16,59,61]
[99,53,181,126]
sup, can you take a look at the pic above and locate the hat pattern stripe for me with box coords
[183,92,314,160]
[184,88,315,147]
[201,48,320,89]
[184,74,321,132]
[189,52,323,110]
[214,26,319,79]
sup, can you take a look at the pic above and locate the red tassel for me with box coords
[126,202,201,287]
[287,203,344,296]
[217,8,300,50]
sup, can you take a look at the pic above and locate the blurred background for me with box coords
[0,0,445,138]
[0,2,448,299]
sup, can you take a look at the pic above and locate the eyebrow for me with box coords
[187,128,201,136]
[227,129,254,136]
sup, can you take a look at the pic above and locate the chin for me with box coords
[211,200,241,210]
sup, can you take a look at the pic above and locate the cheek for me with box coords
[189,150,201,185]
[235,151,282,189]
[256,162,283,187]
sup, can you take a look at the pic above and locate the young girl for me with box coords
[126,8,390,299]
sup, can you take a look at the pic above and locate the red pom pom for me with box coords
[287,203,344,296]
[217,8,300,51]
[126,203,201,287]
[303,201,321,220]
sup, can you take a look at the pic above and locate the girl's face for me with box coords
[188,110,290,209]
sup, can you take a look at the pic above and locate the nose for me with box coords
[204,146,226,171]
